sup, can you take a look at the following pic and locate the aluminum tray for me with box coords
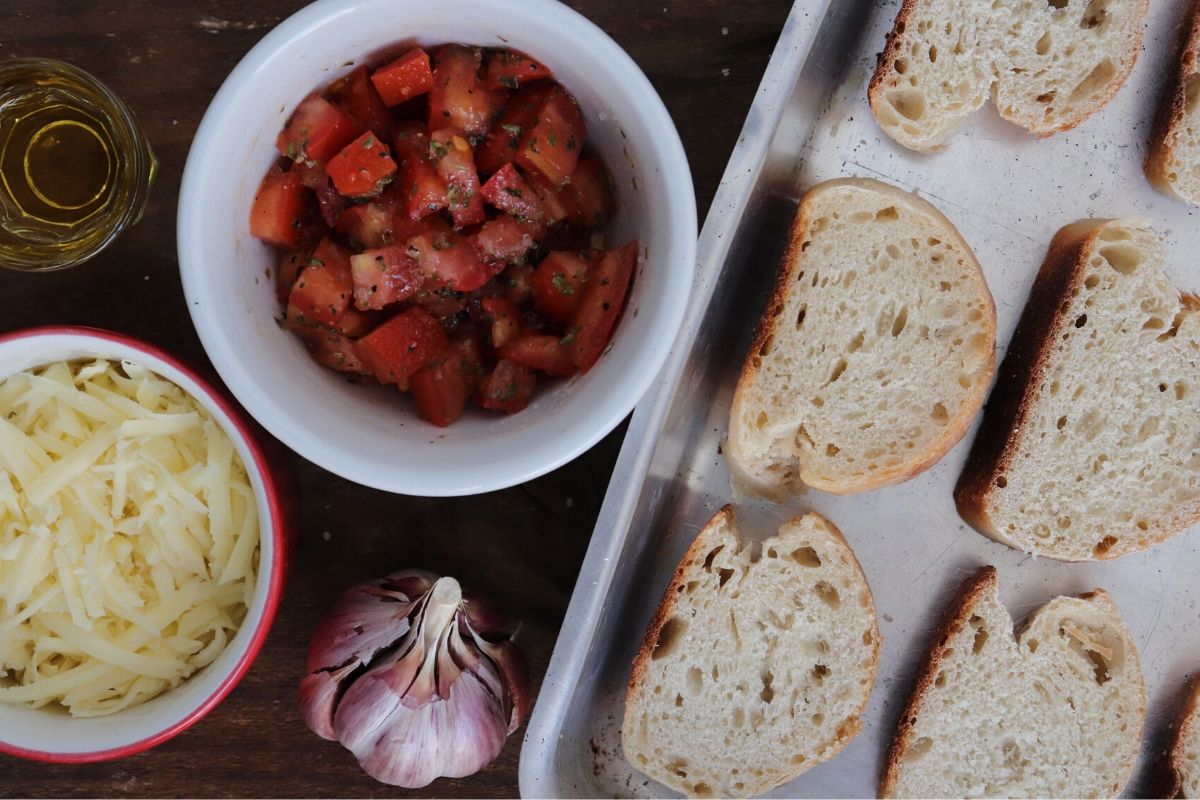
[520,1,1200,796]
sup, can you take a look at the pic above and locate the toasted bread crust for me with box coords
[729,178,995,497]
[879,566,999,798]
[954,221,1200,558]
[1147,0,1200,201]
[1155,676,1200,799]
[868,0,931,150]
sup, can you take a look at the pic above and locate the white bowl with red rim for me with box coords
[0,326,290,762]
[177,0,697,496]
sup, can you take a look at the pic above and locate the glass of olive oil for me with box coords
[0,58,156,271]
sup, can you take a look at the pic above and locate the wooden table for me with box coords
[0,1,791,795]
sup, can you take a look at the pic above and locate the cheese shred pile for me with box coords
[0,359,259,717]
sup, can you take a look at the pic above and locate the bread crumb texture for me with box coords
[883,568,1144,798]
[1147,0,1200,204]
[622,510,879,798]
[871,0,1147,150]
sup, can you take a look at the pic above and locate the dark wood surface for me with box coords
[0,1,791,796]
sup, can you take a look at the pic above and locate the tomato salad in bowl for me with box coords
[248,44,637,427]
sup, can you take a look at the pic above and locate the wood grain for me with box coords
[0,0,790,795]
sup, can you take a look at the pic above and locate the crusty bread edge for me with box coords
[878,565,998,799]
[954,219,1200,560]
[729,177,996,498]
[1153,676,1200,799]
[1146,0,1200,203]
[622,507,881,796]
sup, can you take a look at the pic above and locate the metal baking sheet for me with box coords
[519,0,1200,796]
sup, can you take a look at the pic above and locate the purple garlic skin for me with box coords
[299,570,530,788]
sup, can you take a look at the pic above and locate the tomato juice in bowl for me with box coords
[178,0,696,496]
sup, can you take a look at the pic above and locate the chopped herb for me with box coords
[308,258,325,267]
[447,184,464,207]
[363,135,376,148]
[286,141,299,159]
[529,137,540,153]
[293,217,302,228]
[502,187,523,198]
[432,236,451,251]
[560,328,579,346]
[566,136,577,152]
[502,123,523,137]
[430,141,449,159]
[499,75,519,90]
[495,381,518,400]
[438,286,460,298]
[547,131,558,147]
[551,272,574,295]
[442,109,452,117]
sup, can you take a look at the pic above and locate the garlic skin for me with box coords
[299,570,530,788]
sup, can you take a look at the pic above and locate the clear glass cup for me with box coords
[0,57,156,272]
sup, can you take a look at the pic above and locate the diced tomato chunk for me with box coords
[499,264,534,305]
[516,85,586,187]
[371,47,435,107]
[407,227,497,292]
[250,169,308,248]
[428,45,493,137]
[287,238,355,326]
[289,322,368,374]
[410,280,468,321]
[500,333,576,376]
[292,160,347,227]
[486,50,554,90]
[470,216,540,266]
[333,65,393,139]
[325,132,398,198]
[525,170,572,226]
[410,335,485,426]
[480,297,521,349]
[276,248,310,303]
[276,94,362,164]
[356,307,449,384]
[532,250,593,323]
[567,240,638,372]
[563,158,613,226]
[479,163,544,224]
[475,85,552,176]
[393,134,448,220]
[477,359,536,413]
[329,306,380,337]
[429,129,486,228]
[350,245,424,310]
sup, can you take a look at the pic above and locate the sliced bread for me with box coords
[870,0,1148,151]
[622,507,879,798]
[881,566,1145,799]
[726,178,995,498]
[1156,676,1200,799]
[955,219,1200,560]
[1147,0,1200,205]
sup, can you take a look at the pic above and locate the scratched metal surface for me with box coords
[520,0,1200,797]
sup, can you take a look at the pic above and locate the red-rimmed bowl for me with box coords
[0,326,291,763]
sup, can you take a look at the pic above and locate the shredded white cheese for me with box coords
[0,359,259,717]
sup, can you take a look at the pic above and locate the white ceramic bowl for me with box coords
[0,327,289,762]
[178,0,696,496]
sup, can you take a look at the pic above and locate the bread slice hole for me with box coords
[687,666,703,694]
[755,410,768,429]
[652,617,686,660]
[667,757,689,778]
[1074,313,1087,328]
[702,545,725,572]
[760,670,775,703]
[812,663,830,683]
[674,693,684,707]
[1087,649,1111,684]
[812,712,825,725]
[692,782,713,798]
[1036,90,1056,103]
[791,546,822,567]
[934,671,946,687]
[1035,31,1052,56]
[1084,274,1100,289]
[891,305,909,337]
[995,475,1008,488]
[1069,58,1116,103]
[1093,535,1118,557]
[1186,74,1200,114]
[717,567,735,589]
[930,402,949,424]
[973,626,989,654]
[732,707,744,728]
[1027,638,1040,653]
[876,205,901,222]
[828,358,848,384]
[796,304,807,328]
[905,736,935,763]
[814,581,841,609]
[1080,0,1108,29]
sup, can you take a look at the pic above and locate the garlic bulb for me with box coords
[299,570,530,788]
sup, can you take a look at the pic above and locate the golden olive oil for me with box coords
[0,58,155,271]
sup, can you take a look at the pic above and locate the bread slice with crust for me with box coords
[881,566,1145,799]
[955,219,1200,560]
[726,178,995,499]
[1154,677,1200,799]
[870,0,1148,151]
[1146,0,1200,205]
[622,507,879,798]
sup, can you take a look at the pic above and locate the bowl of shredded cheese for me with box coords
[0,326,289,762]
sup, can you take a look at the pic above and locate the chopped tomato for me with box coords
[333,65,393,139]
[475,85,552,175]
[525,170,572,226]
[486,50,554,90]
[407,226,496,292]
[250,168,308,248]
[429,129,485,228]
[289,323,368,374]
[428,45,493,137]
[350,245,424,310]
[356,307,449,385]
[477,359,536,413]
[370,47,434,107]
[471,216,540,266]
[330,306,380,337]
[410,336,484,426]
[500,333,575,376]
[563,158,613,226]
[334,203,390,249]
[479,163,544,224]
[532,250,593,323]
[393,135,448,220]
[276,94,362,164]
[325,132,398,198]
[567,240,637,372]
[292,160,347,227]
[410,280,468,321]
[481,297,520,349]
[499,264,534,305]
[276,248,310,303]
[516,85,585,187]
[287,238,354,326]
